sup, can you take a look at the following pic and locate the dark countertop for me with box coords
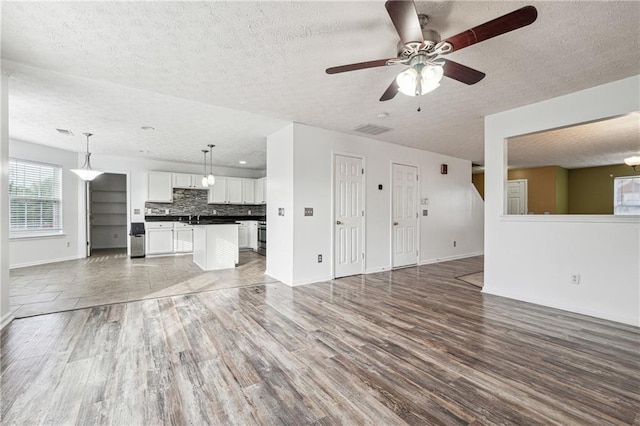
[145,215,266,223]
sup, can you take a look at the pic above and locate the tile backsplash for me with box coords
[145,189,265,216]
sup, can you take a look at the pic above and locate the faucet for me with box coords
[197,215,201,222]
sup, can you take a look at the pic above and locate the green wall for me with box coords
[556,167,569,214]
[568,164,637,214]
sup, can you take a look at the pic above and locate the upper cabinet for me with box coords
[172,173,208,189]
[226,178,243,203]
[147,172,173,202]
[255,177,266,204]
[208,176,227,203]
[207,177,260,204]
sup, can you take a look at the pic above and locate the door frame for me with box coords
[331,151,366,279]
[389,161,420,269]
[507,178,528,215]
[79,170,132,258]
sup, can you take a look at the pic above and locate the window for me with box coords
[614,176,640,215]
[9,158,63,236]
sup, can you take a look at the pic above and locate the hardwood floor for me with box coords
[2,256,639,425]
[9,250,272,318]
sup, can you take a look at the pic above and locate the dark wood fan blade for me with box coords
[385,0,424,45]
[442,60,486,85]
[379,79,399,101]
[326,58,395,74]
[441,6,537,52]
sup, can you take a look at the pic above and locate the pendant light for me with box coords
[207,144,215,185]
[201,149,209,187]
[71,133,104,181]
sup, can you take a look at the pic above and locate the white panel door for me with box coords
[392,164,418,268]
[507,179,527,214]
[334,155,364,278]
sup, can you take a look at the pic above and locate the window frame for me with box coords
[613,175,640,215]
[9,157,64,238]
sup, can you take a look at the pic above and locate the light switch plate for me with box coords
[134,208,140,214]
[278,208,285,216]
[304,207,313,216]
[423,209,428,216]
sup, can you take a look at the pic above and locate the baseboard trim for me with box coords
[482,287,639,327]
[10,254,84,269]
[1,312,15,330]
[420,251,484,265]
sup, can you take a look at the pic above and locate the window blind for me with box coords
[9,158,63,234]
[614,176,640,215]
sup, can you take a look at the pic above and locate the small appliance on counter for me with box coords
[257,221,266,256]
[129,222,146,258]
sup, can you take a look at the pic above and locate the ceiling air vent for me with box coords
[353,123,392,135]
[56,128,74,136]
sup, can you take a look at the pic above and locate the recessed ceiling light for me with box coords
[377,112,389,119]
[239,160,247,165]
[141,126,155,131]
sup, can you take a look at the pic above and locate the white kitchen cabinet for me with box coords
[254,177,266,204]
[173,173,208,189]
[208,176,227,203]
[238,221,249,248]
[227,178,243,204]
[147,172,173,202]
[248,221,258,250]
[146,222,174,254]
[243,179,255,204]
[174,224,193,253]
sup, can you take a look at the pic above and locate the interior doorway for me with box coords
[507,179,528,215]
[392,163,418,268]
[88,173,127,256]
[333,154,364,278]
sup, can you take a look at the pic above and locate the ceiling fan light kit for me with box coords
[70,132,104,181]
[624,156,640,171]
[326,1,537,101]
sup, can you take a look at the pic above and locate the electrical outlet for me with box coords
[213,209,217,215]
[453,241,457,247]
[570,273,581,285]
[113,234,118,238]
[66,242,70,247]
[318,254,322,263]
[248,210,251,215]
[423,209,428,216]
[304,207,313,216]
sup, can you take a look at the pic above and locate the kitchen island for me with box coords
[192,223,239,270]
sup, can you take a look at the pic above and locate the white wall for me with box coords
[267,122,484,286]
[8,140,264,267]
[9,139,82,268]
[1,72,11,327]
[484,75,640,326]
[265,124,294,284]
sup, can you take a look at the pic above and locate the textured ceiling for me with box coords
[508,113,640,169]
[2,1,640,170]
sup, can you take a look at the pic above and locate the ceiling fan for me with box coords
[326,1,538,101]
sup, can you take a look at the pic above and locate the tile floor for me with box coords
[9,249,273,318]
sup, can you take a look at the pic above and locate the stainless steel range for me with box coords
[257,221,266,256]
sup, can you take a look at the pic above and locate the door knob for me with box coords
[336,220,343,225]
[393,222,399,226]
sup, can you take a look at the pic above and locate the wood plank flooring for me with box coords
[2,256,639,425]
[9,249,273,318]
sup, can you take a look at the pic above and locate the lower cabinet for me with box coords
[238,222,249,248]
[146,222,193,255]
[248,221,258,251]
[174,224,194,253]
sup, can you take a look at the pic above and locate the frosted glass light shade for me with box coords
[396,67,419,96]
[201,176,209,187]
[71,152,103,181]
[624,156,640,167]
[70,168,104,181]
[207,174,215,185]
[396,65,443,96]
